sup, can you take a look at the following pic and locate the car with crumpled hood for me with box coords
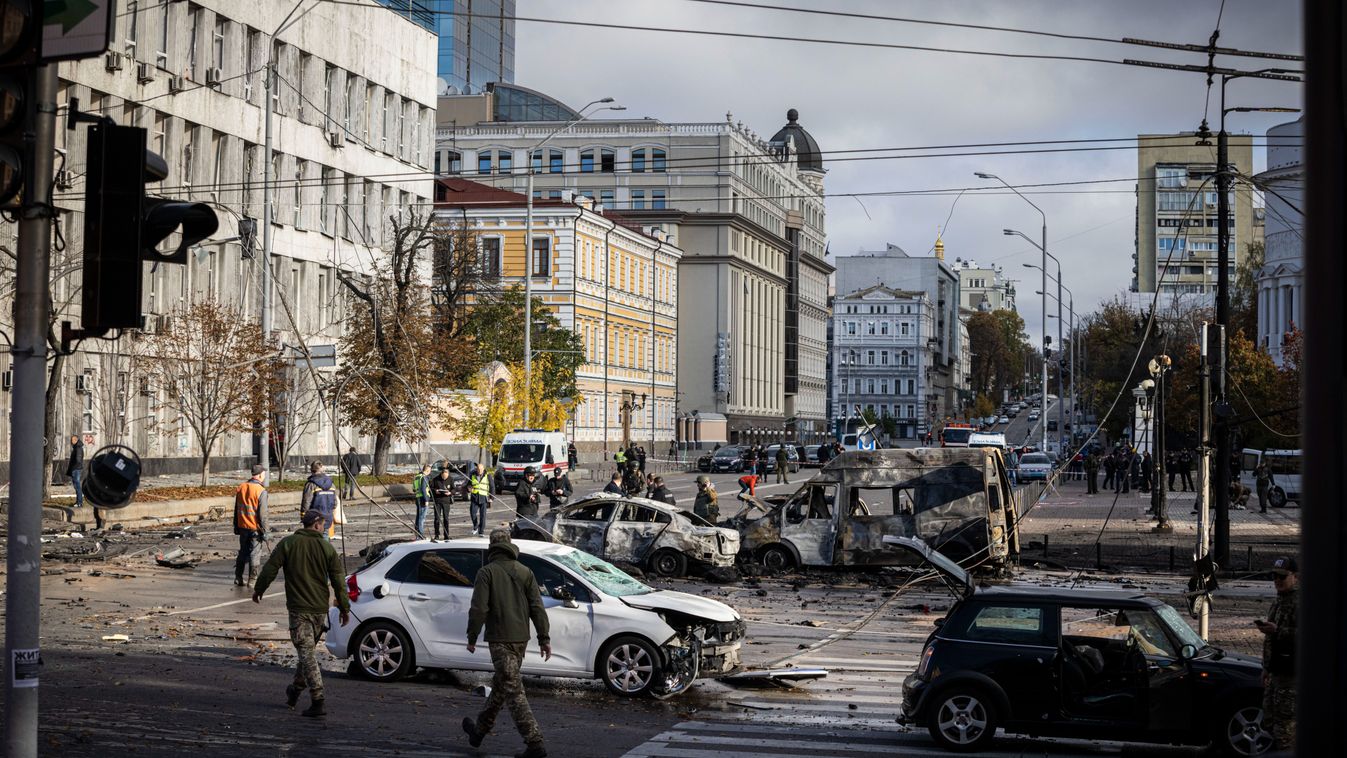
[517,493,740,578]
[328,538,745,699]
[727,447,1019,571]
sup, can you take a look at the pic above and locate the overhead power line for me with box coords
[675,0,1303,62]
[319,1,1301,81]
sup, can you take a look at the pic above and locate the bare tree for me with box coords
[142,299,281,485]
[271,360,327,483]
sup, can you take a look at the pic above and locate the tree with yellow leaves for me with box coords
[446,357,578,461]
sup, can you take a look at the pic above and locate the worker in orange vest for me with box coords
[233,464,269,587]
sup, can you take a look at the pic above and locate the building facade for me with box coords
[434,92,832,445]
[950,254,1017,313]
[833,243,963,430]
[1253,118,1304,367]
[0,0,438,475]
[1133,133,1258,305]
[830,287,935,441]
[434,180,681,453]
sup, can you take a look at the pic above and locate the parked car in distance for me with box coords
[997,415,1010,425]
[801,445,822,466]
[1017,452,1053,481]
[710,446,745,473]
[887,536,1268,756]
[763,444,801,474]
[329,538,746,698]
[521,494,740,578]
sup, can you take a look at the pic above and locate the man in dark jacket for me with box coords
[566,442,578,469]
[65,435,85,508]
[544,468,572,509]
[775,445,790,484]
[514,468,541,524]
[339,447,361,499]
[233,465,269,587]
[252,509,350,718]
[603,472,624,495]
[649,476,675,506]
[462,529,550,758]
[299,462,339,537]
[429,467,456,539]
[1180,449,1196,491]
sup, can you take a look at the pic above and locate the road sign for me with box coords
[857,435,876,451]
[42,0,113,62]
[288,343,337,368]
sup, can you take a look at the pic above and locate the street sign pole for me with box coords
[4,63,58,758]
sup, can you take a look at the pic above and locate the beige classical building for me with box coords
[1133,133,1259,305]
[435,85,832,446]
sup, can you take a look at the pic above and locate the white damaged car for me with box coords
[326,538,745,698]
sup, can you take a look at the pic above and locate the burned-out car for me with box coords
[729,448,1019,571]
[518,494,740,578]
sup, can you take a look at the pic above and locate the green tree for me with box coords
[1231,240,1264,344]
[966,309,1028,400]
[461,286,584,400]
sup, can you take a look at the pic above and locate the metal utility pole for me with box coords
[1150,354,1172,532]
[5,64,58,758]
[1212,114,1232,567]
[1195,323,1213,640]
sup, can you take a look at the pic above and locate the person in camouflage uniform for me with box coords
[462,529,550,758]
[1255,556,1297,751]
[252,509,350,718]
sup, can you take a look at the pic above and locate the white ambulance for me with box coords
[497,430,570,486]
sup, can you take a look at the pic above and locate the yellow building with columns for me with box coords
[435,179,680,457]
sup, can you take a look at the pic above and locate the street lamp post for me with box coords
[522,99,625,426]
[977,172,1048,450]
[1014,237,1061,452]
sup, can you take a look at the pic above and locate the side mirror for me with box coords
[372,582,392,599]
[1179,643,1197,660]
[551,587,576,607]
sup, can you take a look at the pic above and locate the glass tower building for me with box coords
[377,2,514,94]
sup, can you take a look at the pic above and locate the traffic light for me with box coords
[79,121,218,335]
[0,0,42,207]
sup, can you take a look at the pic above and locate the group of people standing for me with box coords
[1075,446,1199,496]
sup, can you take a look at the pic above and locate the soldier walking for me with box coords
[1255,460,1275,513]
[1102,453,1116,490]
[1255,557,1297,752]
[462,529,550,758]
[252,509,350,718]
[775,444,790,484]
[1180,449,1196,492]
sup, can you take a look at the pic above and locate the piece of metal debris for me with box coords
[154,547,197,569]
[718,668,829,687]
[101,634,131,643]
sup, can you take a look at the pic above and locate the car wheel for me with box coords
[648,548,687,579]
[599,635,660,697]
[760,544,795,574]
[1216,701,1273,756]
[1267,486,1287,509]
[353,621,414,682]
[927,687,998,752]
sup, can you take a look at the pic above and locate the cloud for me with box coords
[515,0,1303,337]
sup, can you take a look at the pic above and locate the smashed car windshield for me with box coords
[1154,603,1206,651]
[551,549,654,597]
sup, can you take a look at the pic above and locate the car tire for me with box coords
[759,544,795,574]
[598,635,661,697]
[648,548,687,579]
[351,621,415,682]
[1214,700,1273,756]
[1267,486,1287,509]
[926,686,998,752]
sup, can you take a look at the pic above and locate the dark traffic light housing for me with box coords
[65,103,218,349]
[0,0,42,208]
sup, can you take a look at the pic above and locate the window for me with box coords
[900,350,910,366]
[481,237,501,277]
[901,321,910,336]
[866,379,875,394]
[212,17,225,70]
[563,501,616,522]
[532,237,551,278]
[880,321,889,335]
[866,321,876,335]
[632,148,646,173]
[319,168,331,234]
[549,149,563,174]
[651,148,666,172]
[186,5,200,78]
[651,189,666,209]
[580,149,594,173]
[293,160,305,226]
[957,605,1049,645]
[408,549,482,587]
[156,1,169,68]
[444,150,462,174]
[600,149,615,172]
[866,350,875,365]
[124,1,139,57]
[1156,167,1185,189]
[530,149,542,173]
[1061,607,1176,659]
[617,503,671,524]
[478,150,492,174]
[880,380,889,394]
[600,189,614,208]
[845,321,856,336]
[496,149,512,174]
[546,189,562,200]
[880,351,889,365]
[631,189,646,210]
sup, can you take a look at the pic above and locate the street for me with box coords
[15,464,1272,757]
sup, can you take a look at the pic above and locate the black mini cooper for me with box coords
[887,536,1271,756]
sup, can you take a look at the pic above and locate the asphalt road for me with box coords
[19,462,1218,757]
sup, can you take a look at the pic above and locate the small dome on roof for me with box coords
[770,108,824,173]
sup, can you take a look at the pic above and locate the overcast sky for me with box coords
[515,0,1304,339]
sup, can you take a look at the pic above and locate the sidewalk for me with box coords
[1016,477,1300,575]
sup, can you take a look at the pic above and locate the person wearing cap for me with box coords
[1256,556,1297,751]
[461,529,550,758]
[514,467,542,524]
[232,465,269,587]
[252,509,350,718]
